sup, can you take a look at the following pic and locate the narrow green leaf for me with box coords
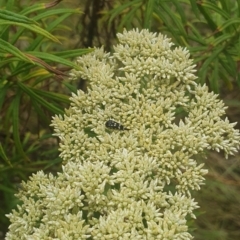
[219,0,231,13]
[31,100,51,127]
[43,157,62,170]
[9,63,35,78]
[197,2,218,31]
[26,13,72,51]
[26,51,78,69]
[9,10,80,45]
[144,0,155,29]
[0,38,33,63]
[20,4,44,15]
[200,1,230,19]
[160,3,187,37]
[171,0,187,24]
[189,0,200,18]
[219,54,237,79]
[199,46,224,80]
[218,61,234,89]
[211,33,232,47]
[210,58,219,93]
[237,0,240,17]
[12,91,29,162]
[17,81,64,115]
[54,48,93,58]
[0,82,9,111]
[3,26,24,45]
[0,184,15,193]
[31,88,70,104]
[218,18,240,31]
[154,7,182,43]
[118,3,142,31]
[186,22,206,45]
[63,82,78,94]
[189,46,208,54]
[107,0,140,28]
[0,9,38,25]
[0,143,12,166]
[0,20,60,43]
[193,54,208,65]
[0,57,14,68]
[32,8,82,21]
[5,0,15,10]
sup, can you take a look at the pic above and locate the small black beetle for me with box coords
[105,119,129,130]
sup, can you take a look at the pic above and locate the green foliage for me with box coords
[102,0,240,93]
[0,0,91,235]
[193,152,240,240]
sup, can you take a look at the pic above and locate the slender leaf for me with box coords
[26,13,72,51]
[0,38,33,63]
[54,49,93,58]
[197,2,218,31]
[198,46,224,80]
[218,18,240,31]
[0,143,12,166]
[12,91,29,162]
[0,9,38,25]
[171,0,187,24]
[20,69,51,83]
[0,184,15,193]
[20,3,48,15]
[219,53,237,79]
[159,3,187,38]
[32,8,82,21]
[189,0,200,18]
[63,81,78,94]
[210,58,219,93]
[26,52,79,69]
[0,20,60,43]
[9,9,80,48]
[237,0,240,17]
[17,81,64,115]
[107,0,141,28]
[31,88,70,104]
[0,82,9,111]
[219,0,230,13]
[200,1,230,19]
[144,0,155,29]
[118,2,142,31]
[154,7,181,43]
[211,33,232,47]
[31,100,52,127]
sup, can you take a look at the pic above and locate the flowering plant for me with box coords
[6,29,240,239]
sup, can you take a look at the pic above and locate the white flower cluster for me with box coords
[6,29,240,239]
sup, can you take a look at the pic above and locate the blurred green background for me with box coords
[0,0,240,239]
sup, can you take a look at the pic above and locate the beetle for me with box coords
[105,119,129,130]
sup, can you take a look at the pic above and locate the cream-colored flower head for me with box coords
[6,29,240,239]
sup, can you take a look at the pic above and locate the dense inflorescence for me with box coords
[6,29,240,240]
